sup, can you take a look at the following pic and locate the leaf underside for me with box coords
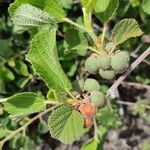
[12,4,55,33]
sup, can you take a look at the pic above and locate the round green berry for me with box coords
[84,78,100,92]
[111,51,129,72]
[96,55,111,69]
[90,91,106,108]
[99,69,115,80]
[105,42,115,52]
[85,56,98,73]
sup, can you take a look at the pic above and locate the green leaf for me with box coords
[142,0,150,15]
[97,106,121,128]
[12,4,55,33]
[9,0,66,21]
[81,139,98,150]
[26,29,72,92]
[94,0,110,13]
[95,0,119,24]
[61,0,73,9]
[0,66,15,82]
[48,105,85,144]
[44,0,66,20]
[65,28,88,56]
[0,128,9,139]
[112,19,143,45]
[3,92,46,118]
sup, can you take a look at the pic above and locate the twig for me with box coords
[107,46,150,98]
[121,81,150,90]
[0,105,58,148]
[116,100,150,109]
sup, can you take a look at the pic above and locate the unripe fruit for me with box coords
[84,78,100,92]
[96,55,111,69]
[99,69,115,80]
[105,42,115,52]
[79,102,97,118]
[90,91,106,108]
[85,56,98,73]
[111,51,129,72]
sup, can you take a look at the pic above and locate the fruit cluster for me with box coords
[85,43,130,79]
[84,78,106,108]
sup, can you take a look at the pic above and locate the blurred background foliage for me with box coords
[0,0,150,149]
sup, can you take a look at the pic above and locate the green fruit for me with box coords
[90,91,106,108]
[111,51,129,72]
[105,42,115,52]
[99,69,115,80]
[84,78,100,92]
[96,55,111,69]
[85,56,98,73]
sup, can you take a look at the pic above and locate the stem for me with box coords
[82,7,97,45]
[101,24,107,48]
[107,46,150,98]
[93,118,99,142]
[63,18,87,32]
[0,105,58,148]
[88,46,100,54]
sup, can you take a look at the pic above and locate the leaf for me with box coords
[12,4,55,33]
[94,0,110,13]
[3,92,46,118]
[61,0,73,9]
[65,28,88,56]
[26,29,72,92]
[43,0,66,20]
[142,0,150,15]
[9,0,66,21]
[95,0,119,24]
[112,19,143,45]
[0,66,15,82]
[0,128,9,139]
[48,105,85,144]
[81,139,98,150]
[97,106,121,128]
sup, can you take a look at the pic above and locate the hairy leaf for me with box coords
[65,28,88,56]
[26,29,72,92]
[4,92,46,118]
[48,105,85,144]
[94,0,110,13]
[44,0,66,20]
[112,19,143,45]
[95,0,119,24]
[9,0,66,21]
[12,4,55,33]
